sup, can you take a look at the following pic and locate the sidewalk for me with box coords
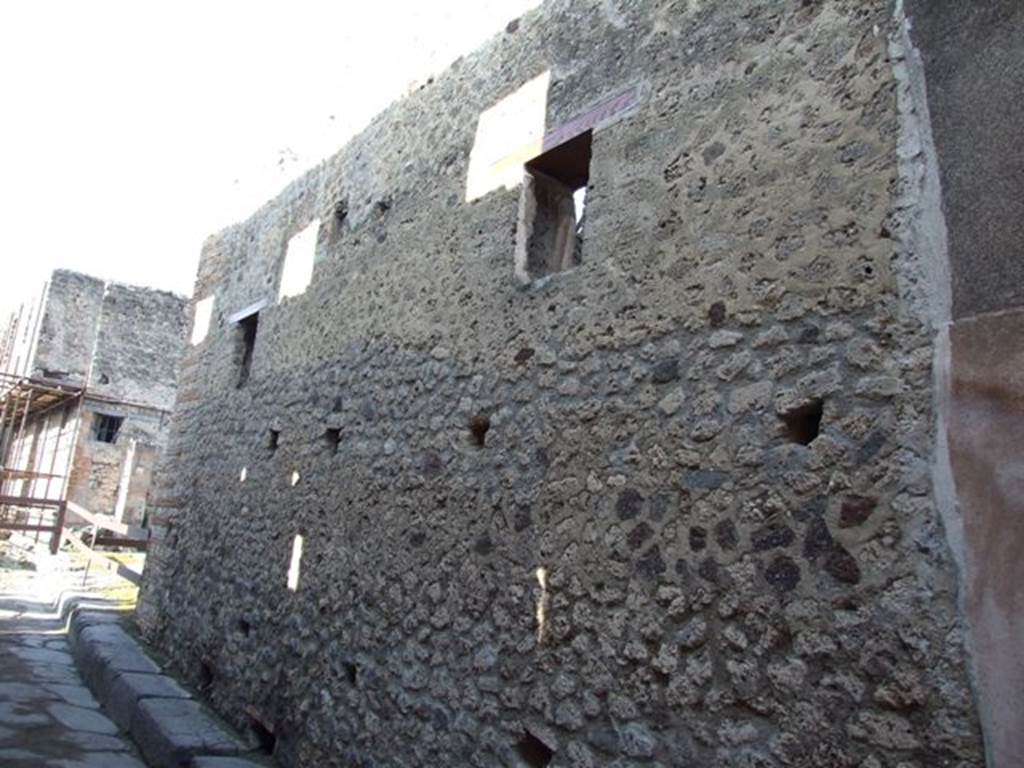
[0,534,146,767]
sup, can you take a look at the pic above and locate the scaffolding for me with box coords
[0,371,85,553]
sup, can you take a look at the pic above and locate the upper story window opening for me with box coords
[236,313,259,388]
[278,220,320,301]
[93,413,124,444]
[516,130,592,282]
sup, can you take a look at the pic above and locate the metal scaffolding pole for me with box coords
[11,389,34,497]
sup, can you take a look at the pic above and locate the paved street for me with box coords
[0,535,147,767]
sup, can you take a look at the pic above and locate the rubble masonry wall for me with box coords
[139,2,984,766]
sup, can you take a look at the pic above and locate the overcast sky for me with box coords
[0,0,539,318]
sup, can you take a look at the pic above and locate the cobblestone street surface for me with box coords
[0,535,146,767]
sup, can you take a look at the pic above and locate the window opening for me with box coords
[517,130,592,281]
[279,220,319,301]
[191,295,215,345]
[93,414,124,444]
[237,313,259,388]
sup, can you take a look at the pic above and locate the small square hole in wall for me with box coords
[236,313,259,388]
[469,413,491,448]
[244,709,277,755]
[515,730,554,767]
[198,660,214,691]
[267,429,280,452]
[323,427,341,454]
[92,414,123,444]
[333,199,348,228]
[516,130,592,282]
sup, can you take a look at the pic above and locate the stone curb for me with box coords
[67,607,269,768]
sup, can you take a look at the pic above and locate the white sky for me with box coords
[0,0,539,318]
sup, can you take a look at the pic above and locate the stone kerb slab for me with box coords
[67,608,268,768]
[72,623,162,699]
[192,758,273,768]
[132,698,245,768]
[107,671,191,733]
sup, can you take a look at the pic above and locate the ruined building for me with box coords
[0,270,188,530]
[138,2,1023,766]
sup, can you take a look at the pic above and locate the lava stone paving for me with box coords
[0,537,146,767]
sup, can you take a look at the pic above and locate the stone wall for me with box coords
[32,270,106,383]
[5,270,188,523]
[66,404,170,524]
[33,270,187,405]
[88,282,187,409]
[139,1,985,766]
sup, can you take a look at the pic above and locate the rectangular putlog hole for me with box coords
[780,398,823,445]
[469,413,491,448]
[515,730,554,767]
[323,427,341,453]
[244,706,277,756]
